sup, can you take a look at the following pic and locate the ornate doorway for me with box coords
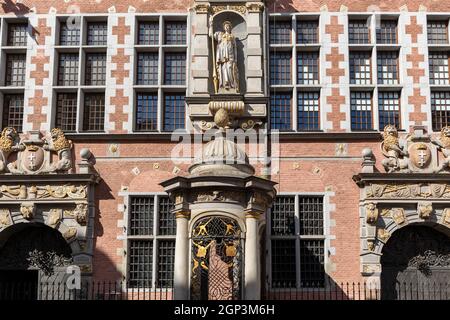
[190,216,242,300]
[0,223,72,299]
[381,226,450,300]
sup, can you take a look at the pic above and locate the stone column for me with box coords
[173,211,190,300]
[244,212,260,300]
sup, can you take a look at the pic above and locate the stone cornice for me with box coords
[353,172,450,187]
[0,173,100,184]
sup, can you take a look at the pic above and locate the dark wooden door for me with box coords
[381,226,450,300]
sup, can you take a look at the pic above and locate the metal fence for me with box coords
[0,280,448,300]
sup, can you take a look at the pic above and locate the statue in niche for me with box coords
[209,18,240,94]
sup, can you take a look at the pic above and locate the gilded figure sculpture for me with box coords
[432,126,450,172]
[0,127,24,173]
[381,125,409,173]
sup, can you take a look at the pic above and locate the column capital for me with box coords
[245,211,261,220]
[175,211,191,219]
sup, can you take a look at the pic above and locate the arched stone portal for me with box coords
[381,226,450,300]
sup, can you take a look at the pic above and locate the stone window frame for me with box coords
[133,14,188,133]
[0,17,28,133]
[269,13,322,132]
[52,16,108,133]
[266,192,332,290]
[122,192,176,290]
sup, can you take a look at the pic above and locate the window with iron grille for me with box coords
[164,53,186,85]
[85,53,106,86]
[270,52,291,85]
[55,93,77,132]
[83,93,104,132]
[5,54,26,86]
[163,93,185,131]
[297,91,320,131]
[138,21,159,45]
[377,51,399,84]
[269,20,291,44]
[7,23,27,46]
[135,93,158,131]
[351,91,373,131]
[429,52,449,85]
[350,51,372,85]
[270,92,291,130]
[297,51,319,84]
[127,195,175,288]
[59,21,80,46]
[136,52,159,85]
[86,22,107,46]
[2,94,23,132]
[376,20,397,44]
[431,91,450,131]
[427,20,448,44]
[270,195,325,288]
[57,53,79,86]
[378,91,400,130]
[348,19,370,44]
[297,20,319,44]
[164,21,187,45]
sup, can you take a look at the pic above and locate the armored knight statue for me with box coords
[209,19,240,93]
[381,125,409,173]
[432,126,450,172]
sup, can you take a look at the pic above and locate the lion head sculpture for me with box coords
[50,128,72,151]
[0,127,19,152]
[382,125,400,152]
[440,126,450,148]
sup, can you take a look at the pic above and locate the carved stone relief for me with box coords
[365,202,378,224]
[0,209,12,228]
[0,184,87,200]
[417,201,433,219]
[63,203,88,226]
[391,208,406,225]
[20,203,35,220]
[47,208,62,227]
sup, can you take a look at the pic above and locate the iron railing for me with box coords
[0,280,448,300]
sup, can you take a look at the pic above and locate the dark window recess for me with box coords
[271,239,296,288]
[164,21,187,45]
[297,92,320,131]
[2,94,24,132]
[270,52,291,85]
[138,21,159,45]
[7,23,27,46]
[85,53,106,86]
[5,54,26,86]
[269,20,291,44]
[351,91,373,131]
[297,51,319,84]
[300,240,325,287]
[55,93,78,132]
[164,53,186,85]
[128,240,153,288]
[376,20,397,44]
[58,53,79,86]
[297,20,319,44]
[427,20,448,44]
[157,240,175,287]
[87,22,108,46]
[431,91,450,131]
[270,93,292,130]
[377,51,399,84]
[137,52,159,85]
[271,196,296,236]
[349,51,371,85]
[158,196,175,235]
[60,21,80,46]
[163,93,185,131]
[135,93,158,131]
[299,196,323,236]
[83,93,105,132]
[349,19,370,44]
[378,91,400,130]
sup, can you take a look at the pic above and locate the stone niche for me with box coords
[188,1,266,129]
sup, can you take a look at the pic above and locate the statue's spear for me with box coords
[210,18,219,94]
